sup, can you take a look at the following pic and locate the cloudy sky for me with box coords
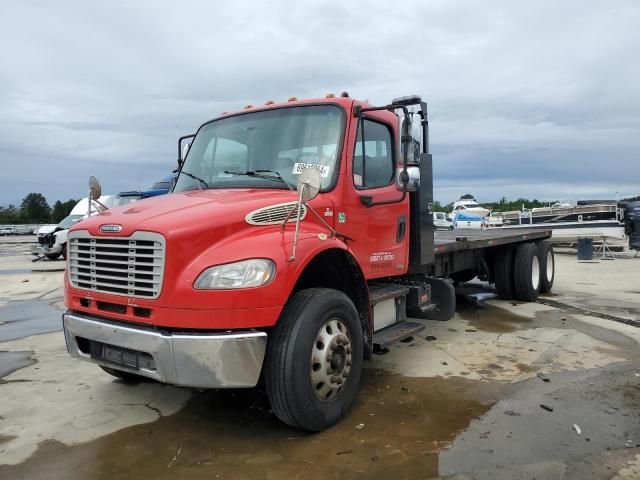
[1,0,638,207]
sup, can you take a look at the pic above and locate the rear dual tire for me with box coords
[537,241,555,293]
[494,241,553,301]
[513,242,541,301]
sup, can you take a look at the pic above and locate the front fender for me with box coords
[166,224,357,313]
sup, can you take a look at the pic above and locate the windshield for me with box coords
[174,105,343,192]
[58,214,84,229]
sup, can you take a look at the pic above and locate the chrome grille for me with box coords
[245,202,307,225]
[68,231,165,299]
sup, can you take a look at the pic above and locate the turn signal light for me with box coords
[244,104,253,109]
[265,100,275,105]
[288,96,298,102]
[325,93,335,98]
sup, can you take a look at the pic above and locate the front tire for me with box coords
[45,252,61,260]
[265,288,363,431]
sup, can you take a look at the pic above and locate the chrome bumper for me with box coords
[62,311,267,389]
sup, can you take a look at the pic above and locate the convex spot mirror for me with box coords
[403,138,421,166]
[395,166,420,192]
[297,168,321,202]
[89,176,102,200]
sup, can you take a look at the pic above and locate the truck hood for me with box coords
[73,189,305,239]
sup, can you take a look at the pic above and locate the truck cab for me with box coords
[63,94,553,431]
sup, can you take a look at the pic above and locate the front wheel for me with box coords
[265,288,363,431]
[45,252,61,260]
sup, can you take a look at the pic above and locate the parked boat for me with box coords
[495,200,625,242]
[450,198,491,218]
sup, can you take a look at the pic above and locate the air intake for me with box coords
[246,202,307,226]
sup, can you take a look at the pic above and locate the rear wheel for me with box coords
[494,247,516,300]
[265,288,363,431]
[537,241,555,293]
[514,242,541,301]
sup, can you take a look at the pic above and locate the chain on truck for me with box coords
[62,93,555,431]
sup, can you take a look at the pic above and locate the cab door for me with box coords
[339,114,410,279]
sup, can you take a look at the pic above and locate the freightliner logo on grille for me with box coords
[99,224,122,233]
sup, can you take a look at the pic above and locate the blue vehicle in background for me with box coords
[140,173,177,198]
[117,173,177,203]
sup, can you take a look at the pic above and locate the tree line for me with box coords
[0,193,78,224]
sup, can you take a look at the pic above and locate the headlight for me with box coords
[194,259,276,290]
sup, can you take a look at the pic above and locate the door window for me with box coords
[353,119,394,189]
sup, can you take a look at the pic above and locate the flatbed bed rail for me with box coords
[434,229,551,254]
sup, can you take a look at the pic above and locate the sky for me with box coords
[0,0,638,207]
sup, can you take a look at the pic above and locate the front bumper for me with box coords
[63,311,267,388]
[31,243,62,256]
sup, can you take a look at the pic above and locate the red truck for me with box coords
[63,93,555,431]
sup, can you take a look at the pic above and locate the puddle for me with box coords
[0,370,498,479]
[0,299,64,342]
[0,351,35,378]
[456,301,533,334]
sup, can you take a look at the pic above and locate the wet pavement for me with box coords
[1,238,640,479]
[0,371,500,480]
[0,299,64,342]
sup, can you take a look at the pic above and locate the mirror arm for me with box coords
[289,184,306,262]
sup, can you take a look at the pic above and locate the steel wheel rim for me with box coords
[546,253,553,282]
[310,317,352,402]
[532,256,540,290]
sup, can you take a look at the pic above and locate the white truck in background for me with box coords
[34,196,116,260]
[433,212,453,230]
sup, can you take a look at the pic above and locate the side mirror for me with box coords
[178,134,195,169]
[88,176,102,200]
[403,139,421,166]
[296,168,321,202]
[395,166,420,192]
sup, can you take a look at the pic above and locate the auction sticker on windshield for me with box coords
[292,163,330,178]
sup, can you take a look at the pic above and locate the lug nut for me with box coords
[346,347,352,354]
[346,360,352,367]
[337,378,344,385]
[327,368,334,374]
[330,344,336,350]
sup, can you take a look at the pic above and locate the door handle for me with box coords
[397,215,407,243]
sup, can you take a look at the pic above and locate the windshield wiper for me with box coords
[224,170,294,191]
[180,170,209,189]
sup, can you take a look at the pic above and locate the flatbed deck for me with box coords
[434,228,551,254]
